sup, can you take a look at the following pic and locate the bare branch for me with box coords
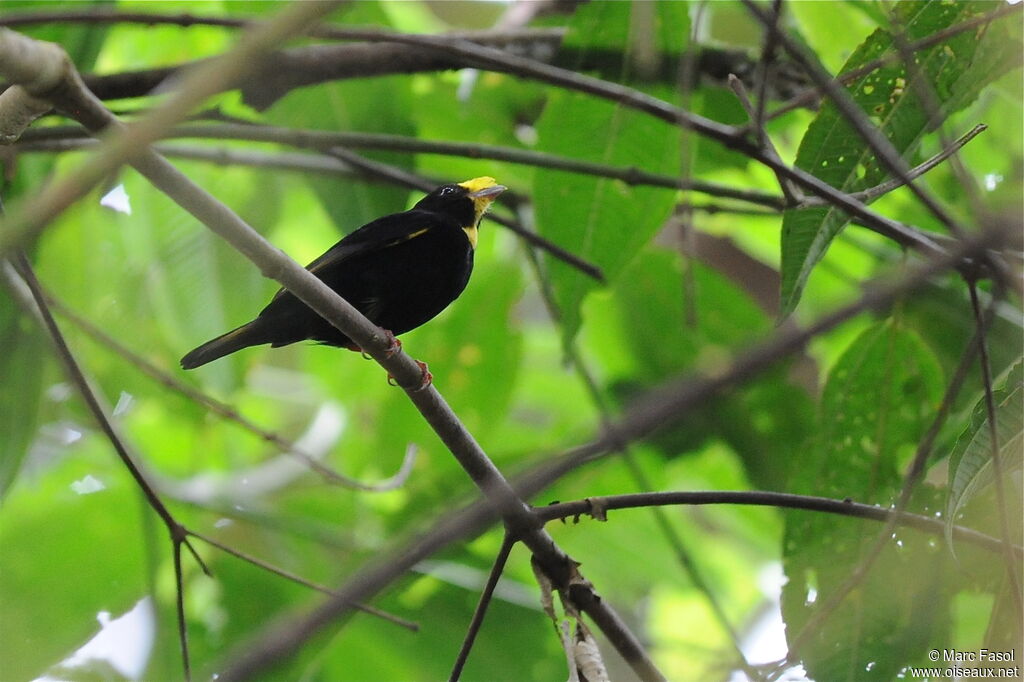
[1,29,665,682]
[189,530,418,631]
[449,533,516,681]
[729,74,803,204]
[534,491,1020,558]
[17,122,786,208]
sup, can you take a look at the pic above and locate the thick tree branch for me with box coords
[215,220,1013,681]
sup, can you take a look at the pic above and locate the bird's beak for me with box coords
[467,184,507,200]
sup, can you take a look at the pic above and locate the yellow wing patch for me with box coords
[386,227,431,247]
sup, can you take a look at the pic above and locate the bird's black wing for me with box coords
[268,210,446,304]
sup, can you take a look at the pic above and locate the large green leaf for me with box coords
[532,1,687,349]
[782,321,947,681]
[780,1,1022,316]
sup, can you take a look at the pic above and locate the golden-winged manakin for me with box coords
[181,177,505,369]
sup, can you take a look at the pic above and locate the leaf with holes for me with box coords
[782,321,946,681]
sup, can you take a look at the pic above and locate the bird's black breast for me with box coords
[255,212,475,348]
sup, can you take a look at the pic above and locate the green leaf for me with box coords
[945,360,1024,548]
[780,1,1023,316]
[532,1,687,349]
[782,321,947,681]
[0,288,46,498]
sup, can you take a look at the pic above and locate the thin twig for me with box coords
[16,122,787,208]
[534,491,1020,558]
[449,532,516,681]
[751,0,784,139]
[967,279,1024,612]
[802,124,988,207]
[189,530,418,631]
[729,74,803,204]
[45,291,416,492]
[172,540,192,682]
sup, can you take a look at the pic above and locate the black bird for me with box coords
[181,177,506,369]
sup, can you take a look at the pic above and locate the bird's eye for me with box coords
[438,186,457,196]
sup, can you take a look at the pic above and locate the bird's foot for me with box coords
[382,330,402,358]
[351,331,401,359]
[387,360,432,391]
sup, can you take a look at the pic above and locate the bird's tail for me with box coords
[180,321,264,369]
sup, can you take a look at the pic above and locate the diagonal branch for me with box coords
[189,530,418,631]
[0,28,666,682]
[801,124,987,207]
[448,532,516,681]
[4,253,209,681]
[214,220,1012,681]
[44,290,414,492]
